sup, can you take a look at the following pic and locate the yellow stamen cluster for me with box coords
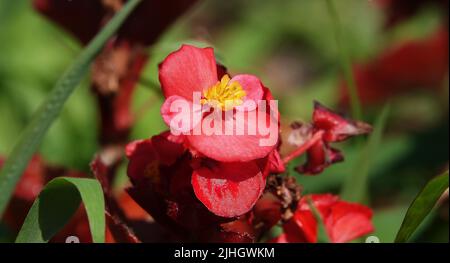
[200,74,246,111]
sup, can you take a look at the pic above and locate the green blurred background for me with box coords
[0,0,448,242]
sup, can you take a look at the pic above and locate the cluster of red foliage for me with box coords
[1,0,393,243]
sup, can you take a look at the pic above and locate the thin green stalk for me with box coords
[325,0,363,121]
[307,197,330,243]
[0,0,142,217]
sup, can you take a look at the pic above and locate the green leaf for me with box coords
[0,0,142,217]
[341,104,391,203]
[15,177,105,243]
[395,170,449,243]
[325,0,362,121]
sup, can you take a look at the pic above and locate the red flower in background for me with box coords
[272,194,374,243]
[284,102,372,175]
[340,28,449,106]
[33,0,198,145]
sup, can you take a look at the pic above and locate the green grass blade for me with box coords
[395,171,449,243]
[0,0,142,217]
[325,0,362,121]
[15,177,105,243]
[307,197,330,243]
[341,104,391,203]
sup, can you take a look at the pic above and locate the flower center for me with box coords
[200,74,246,111]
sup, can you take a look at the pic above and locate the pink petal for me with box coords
[230,74,264,103]
[161,95,202,134]
[159,45,218,100]
[313,101,372,142]
[187,109,278,162]
[191,161,265,218]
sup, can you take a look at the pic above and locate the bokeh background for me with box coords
[0,0,448,242]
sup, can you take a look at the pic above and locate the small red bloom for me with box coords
[159,45,279,163]
[272,194,374,243]
[287,102,371,175]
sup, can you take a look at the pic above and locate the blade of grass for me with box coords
[341,104,391,203]
[15,177,105,243]
[307,197,330,243]
[325,0,362,121]
[395,170,449,243]
[0,0,142,217]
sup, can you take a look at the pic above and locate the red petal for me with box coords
[266,149,286,175]
[325,201,374,243]
[313,101,372,142]
[126,132,185,178]
[161,95,202,134]
[192,161,265,217]
[296,140,343,175]
[33,0,105,44]
[278,194,339,243]
[252,193,282,230]
[151,132,186,165]
[159,45,218,100]
[287,211,317,243]
[187,109,278,162]
[126,139,158,182]
[298,194,339,211]
[230,74,264,102]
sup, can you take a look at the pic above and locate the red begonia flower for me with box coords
[126,131,282,219]
[313,102,372,142]
[125,133,265,240]
[272,194,374,243]
[290,102,371,175]
[159,45,279,163]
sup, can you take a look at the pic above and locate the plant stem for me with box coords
[325,0,363,121]
[283,131,324,164]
